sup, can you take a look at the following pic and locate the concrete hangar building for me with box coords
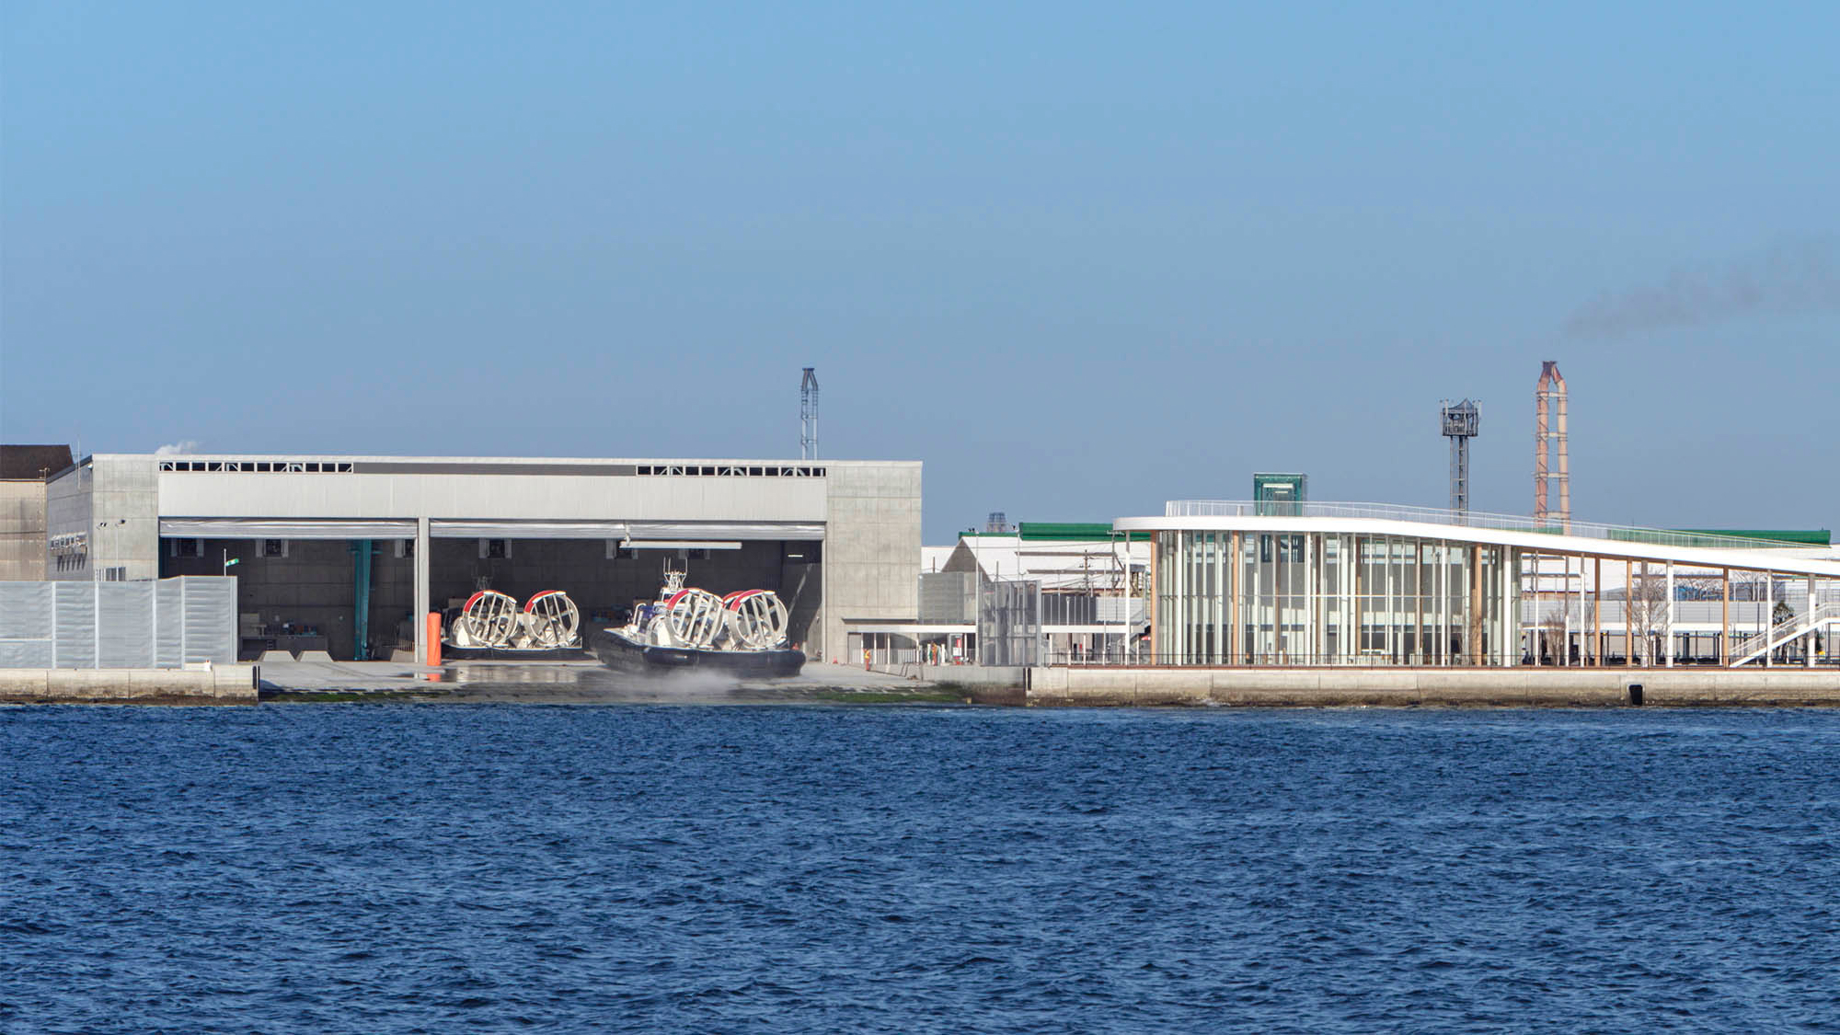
[45,453,920,663]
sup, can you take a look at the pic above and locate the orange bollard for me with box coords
[426,612,442,667]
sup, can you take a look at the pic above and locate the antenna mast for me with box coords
[799,367,819,460]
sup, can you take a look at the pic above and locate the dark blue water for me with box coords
[5,705,1840,1033]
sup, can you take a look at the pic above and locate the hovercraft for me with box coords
[590,570,805,677]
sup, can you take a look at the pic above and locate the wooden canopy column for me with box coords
[1720,567,1730,667]
[1625,559,1634,666]
[1593,557,1602,666]
[1531,552,1542,666]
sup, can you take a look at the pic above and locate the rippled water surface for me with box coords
[5,705,1840,1033]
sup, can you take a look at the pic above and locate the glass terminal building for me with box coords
[1117,503,1840,668]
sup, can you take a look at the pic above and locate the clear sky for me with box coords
[3,2,1835,542]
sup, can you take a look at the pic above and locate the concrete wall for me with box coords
[0,481,48,580]
[820,464,922,662]
[91,456,160,580]
[45,465,93,580]
[1023,666,1840,707]
[164,539,360,658]
[0,664,257,704]
[155,458,832,521]
[48,458,160,582]
[869,662,1024,686]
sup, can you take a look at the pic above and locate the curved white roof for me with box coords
[1116,507,1840,579]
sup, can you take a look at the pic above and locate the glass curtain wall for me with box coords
[1154,530,1519,666]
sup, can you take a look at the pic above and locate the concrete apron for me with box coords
[0,664,259,705]
[1024,667,1840,708]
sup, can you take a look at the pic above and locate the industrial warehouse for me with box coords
[36,452,920,666]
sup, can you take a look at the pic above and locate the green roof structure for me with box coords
[1673,529,1831,546]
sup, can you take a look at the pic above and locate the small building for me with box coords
[0,445,74,581]
[853,523,1150,666]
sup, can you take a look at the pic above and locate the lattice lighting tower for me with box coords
[1440,400,1481,516]
[800,367,819,460]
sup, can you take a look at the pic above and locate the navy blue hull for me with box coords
[590,628,806,678]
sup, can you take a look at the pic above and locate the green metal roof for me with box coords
[1673,529,1831,546]
[1018,522,1117,540]
[959,522,1139,541]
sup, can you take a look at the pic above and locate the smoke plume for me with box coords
[153,440,201,456]
[1564,238,1840,338]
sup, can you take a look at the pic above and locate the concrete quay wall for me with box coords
[1024,667,1840,708]
[0,664,259,705]
[867,663,1026,686]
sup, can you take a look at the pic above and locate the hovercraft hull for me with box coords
[590,628,806,678]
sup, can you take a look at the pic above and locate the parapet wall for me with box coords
[1025,667,1840,708]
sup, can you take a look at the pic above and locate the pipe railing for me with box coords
[1160,501,1809,552]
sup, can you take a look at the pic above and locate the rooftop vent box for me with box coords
[1253,473,1307,517]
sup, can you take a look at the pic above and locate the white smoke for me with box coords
[153,440,201,456]
[1564,238,1840,338]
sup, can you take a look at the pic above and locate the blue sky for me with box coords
[3,2,1835,541]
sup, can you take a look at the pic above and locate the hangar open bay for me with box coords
[46,454,920,664]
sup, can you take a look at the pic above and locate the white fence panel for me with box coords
[53,583,96,668]
[180,578,236,664]
[0,578,235,669]
[98,582,155,668]
[155,579,186,668]
[0,582,55,666]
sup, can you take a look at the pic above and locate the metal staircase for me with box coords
[1729,602,1840,666]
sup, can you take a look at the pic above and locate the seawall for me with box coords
[1021,667,1840,707]
[0,665,260,705]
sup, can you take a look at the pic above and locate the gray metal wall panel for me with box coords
[98,583,154,668]
[0,641,51,667]
[159,518,419,539]
[978,580,1042,666]
[918,572,976,624]
[429,520,824,541]
[0,582,54,638]
[181,577,236,664]
[158,466,834,522]
[53,582,96,668]
[155,579,185,667]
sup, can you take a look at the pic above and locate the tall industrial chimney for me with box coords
[1534,362,1569,529]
